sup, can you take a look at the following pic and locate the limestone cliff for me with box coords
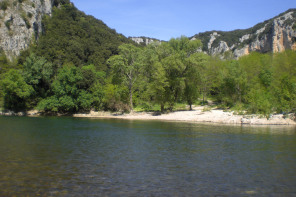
[192,9,296,58]
[129,36,161,46]
[0,0,54,59]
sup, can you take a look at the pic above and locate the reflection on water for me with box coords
[0,117,295,196]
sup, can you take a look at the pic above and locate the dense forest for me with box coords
[0,2,295,117]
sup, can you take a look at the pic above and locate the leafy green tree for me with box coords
[22,54,53,107]
[147,62,169,112]
[246,85,272,116]
[37,65,94,113]
[102,83,129,112]
[1,69,34,111]
[0,51,11,108]
[271,50,296,113]
[164,37,202,110]
[107,44,142,111]
[185,52,209,107]
[220,60,248,106]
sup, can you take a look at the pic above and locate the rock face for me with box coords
[192,9,296,58]
[129,36,161,46]
[1,3,295,60]
[0,0,53,59]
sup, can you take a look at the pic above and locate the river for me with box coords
[0,116,295,196]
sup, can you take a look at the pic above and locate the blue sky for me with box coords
[70,0,296,41]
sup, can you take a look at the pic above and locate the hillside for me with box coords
[29,2,132,70]
[0,0,132,68]
[0,2,295,118]
[191,9,296,58]
[0,0,54,59]
[0,0,295,61]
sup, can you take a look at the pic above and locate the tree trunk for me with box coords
[202,93,205,105]
[129,82,133,111]
[161,104,164,113]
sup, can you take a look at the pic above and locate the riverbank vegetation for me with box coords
[0,2,295,117]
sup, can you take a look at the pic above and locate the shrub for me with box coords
[27,12,33,18]
[21,12,31,29]
[0,1,9,11]
[5,18,13,30]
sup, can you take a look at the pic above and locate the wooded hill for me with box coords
[0,2,295,117]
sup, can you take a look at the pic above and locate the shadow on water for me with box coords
[0,116,295,196]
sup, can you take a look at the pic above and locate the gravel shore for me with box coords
[73,106,296,125]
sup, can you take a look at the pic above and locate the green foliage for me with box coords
[0,6,295,119]
[108,44,143,110]
[51,65,82,111]
[219,60,247,106]
[27,12,33,18]
[0,1,8,11]
[0,52,10,108]
[293,23,296,31]
[246,86,272,117]
[22,54,53,107]
[23,54,53,87]
[146,62,169,111]
[1,69,34,111]
[37,65,90,113]
[21,12,31,29]
[5,16,13,30]
[52,0,70,7]
[271,51,296,113]
[33,2,131,69]
[102,83,129,112]
[35,62,105,113]
[37,96,59,112]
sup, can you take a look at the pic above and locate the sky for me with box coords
[70,0,296,41]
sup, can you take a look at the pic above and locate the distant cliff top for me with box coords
[190,9,296,58]
[129,9,296,58]
[0,1,295,60]
[129,36,162,46]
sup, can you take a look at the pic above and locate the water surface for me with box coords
[0,116,295,196]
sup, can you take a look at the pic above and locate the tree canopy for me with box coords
[0,2,295,117]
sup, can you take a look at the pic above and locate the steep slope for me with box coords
[0,0,132,68]
[191,9,296,58]
[0,0,56,59]
[30,2,132,69]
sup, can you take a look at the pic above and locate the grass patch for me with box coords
[202,106,212,112]
[134,103,189,112]
[195,100,208,106]
[21,12,31,29]
[231,103,246,115]
[173,103,188,111]
[133,104,161,112]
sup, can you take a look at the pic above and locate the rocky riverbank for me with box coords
[1,106,295,125]
[73,106,296,125]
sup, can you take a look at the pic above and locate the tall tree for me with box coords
[1,69,34,111]
[107,44,142,111]
[184,52,208,109]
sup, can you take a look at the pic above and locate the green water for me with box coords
[0,116,296,196]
